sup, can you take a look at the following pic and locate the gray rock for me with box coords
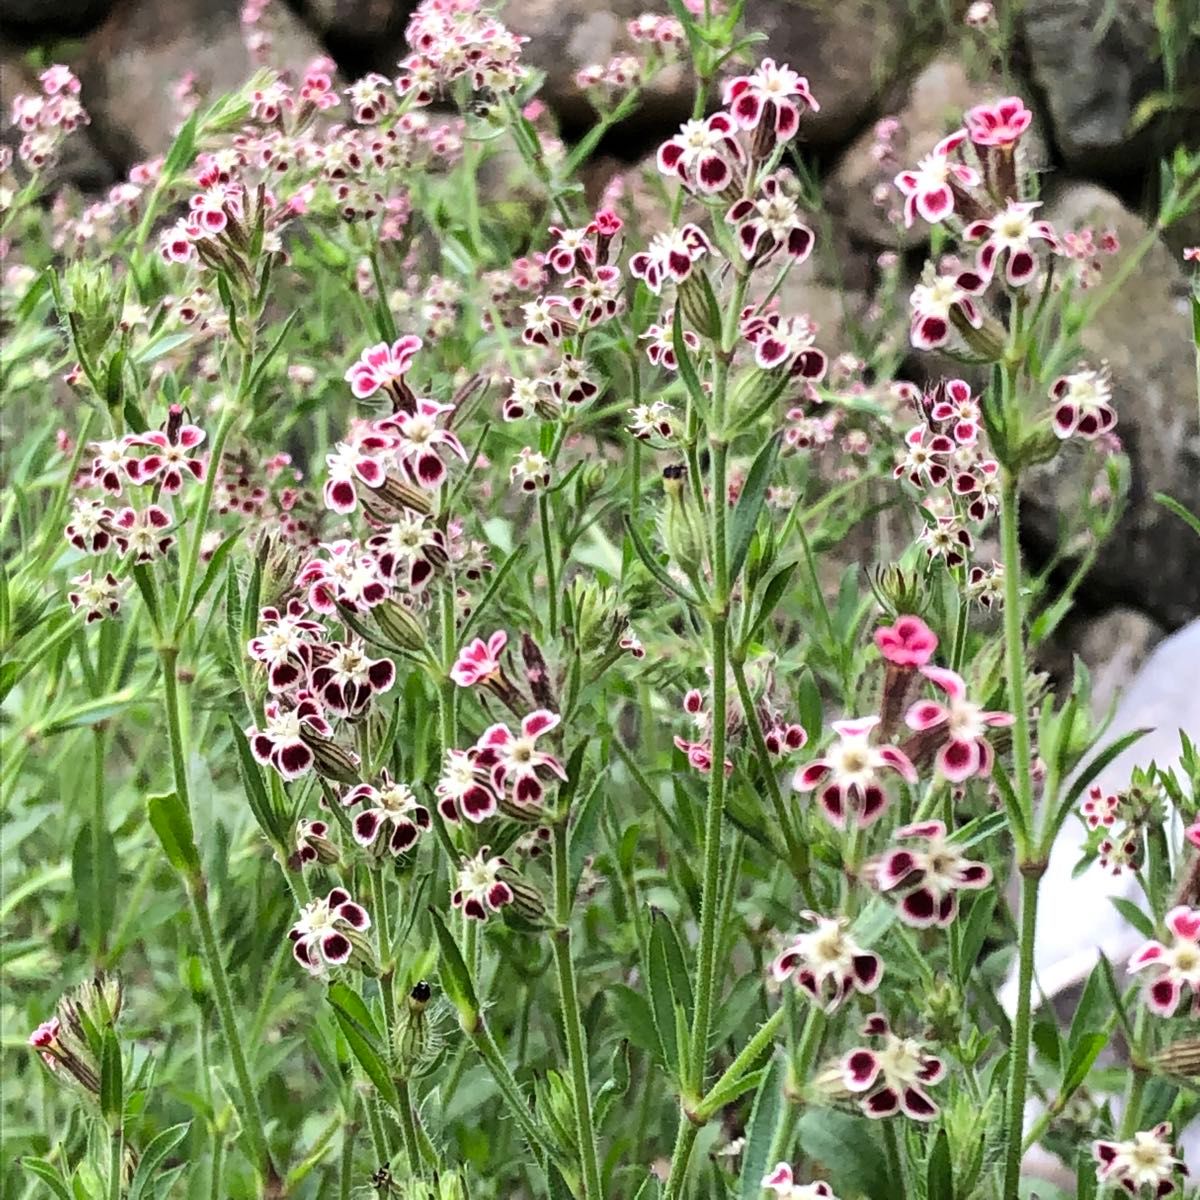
[1024,183,1200,631]
[0,0,112,37]
[293,0,405,42]
[77,0,326,165]
[1022,0,1200,173]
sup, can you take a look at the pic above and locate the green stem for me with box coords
[472,1023,557,1160]
[663,1122,699,1200]
[92,725,109,964]
[1001,869,1041,1200]
[161,646,277,1183]
[881,1118,904,1194]
[208,1132,226,1200]
[538,491,559,637]
[395,1078,422,1175]
[551,822,603,1198]
[108,1128,123,1200]
[338,1099,358,1200]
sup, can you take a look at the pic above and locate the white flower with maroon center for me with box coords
[761,1164,838,1200]
[247,696,333,780]
[894,425,954,490]
[726,176,814,263]
[113,505,173,563]
[378,399,468,490]
[1128,906,1200,1018]
[722,57,818,140]
[367,513,445,591]
[310,639,395,718]
[908,269,986,350]
[769,912,882,1011]
[656,112,743,194]
[546,225,595,275]
[628,224,712,294]
[299,540,389,614]
[745,314,826,377]
[68,571,122,623]
[476,710,567,807]
[66,497,114,553]
[905,666,1013,781]
[342,771,431,855]
[453,847,514,921]
[435,748,500,823]
[322,437,392,514]
[510,446,551,493]
[567,265,623,326]
[90,438,133,493]
[793,716,917,829]
[126,411,206,493]
[965,200,1058,286]
[247,599,323,692]
[1050,367,1117,441]
[628,399,675,441]
[1093,1122,1184,1196]
[873,820,992,928]
[288,887,371,975]
[521,295,568,346]
[842,1015,945,1121]
[929,377,981,445]
[894,130,979,227]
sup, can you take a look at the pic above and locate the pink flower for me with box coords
[474,710,567,807]
[894,131,979,227]
[344,335,423,401]
[126,405,206,493]
[379,398,468,489]
[905,666,1013,781]
[793,716,917,829]
[841,1016,945,1121]
[725,174,815,263]
[1184,247,1200,263]
[872,820,992,927]
[907,267,988,350]
[874,616,938,667]
[964,97,1032,148]
[1185,818,1200,850]
[322,434,393,514]
[1127,906,1200,1017]
[112,505,173,563]
[453,847,515,920]
[546,225,595,276]
[769,912,882,1011]
[656,112,745,194]
[1049,367,1117,440]
[928,377,982,445]
[247,695,335,781]
[288,887,371,975]
[761,1164,838,1199]
[247,599,323,692]
[309,639,396,718]
[1093,1123,1184,1196]
[436,748,500,823]
[722,58,818,142]
[893,425,955,489]
[740,313,827,378]
[628,224,712,294]
[298,540,389,614]
[451,629,507,688]
[965,200,1059,286]
[1081,784,1120,829]
[341,772,431,855]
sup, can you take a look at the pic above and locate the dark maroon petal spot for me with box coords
[901,1086,937,1120]
[321,932,352,964]
[278,742,314,778]
[390,821,418,852]
[901,888,937,925]
[865,1087,900,1117]
[852,953,881,990]
[845,1050,878,1087]
[337,902,369,929]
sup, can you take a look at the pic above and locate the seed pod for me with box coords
[307,734,361,785]
[1153,1039,1200,1080]
[373,597,428,653]
[677,270,720,340]
[392,981,434,1075]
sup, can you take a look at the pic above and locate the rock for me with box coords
[827,55,1048,250]
[742,0,915,149]
[1021,0,1200,175]
[505,0,692,132]
[293,0,405,42]
[0,0,112,38]
[1023,183,1199,631]
[0,44,117,192]
[76,0,326,166]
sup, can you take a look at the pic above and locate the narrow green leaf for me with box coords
[623,514,700,605]
[926,1127,953,1200]
[607,983,661,1060]
[1154,492,1200,540]
[672,304,711,424]
[1061,1031,1107,1097]
[328,985,400,1113]
[729,433,781,585]
[127,1122,191,1200]
[428,907,479,1031]
[796,667,822,742]
[228,717,284,844]
[21,1159,73,1200]
[146,791,200,876]
[796,1109,892,1200]
[1110,897,1155,940]
[184,531,240,625]
[161,110,199,180]
[100,1029,123,1125]
[738,1055,782,1200]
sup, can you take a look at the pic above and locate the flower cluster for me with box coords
[7,64,89,172]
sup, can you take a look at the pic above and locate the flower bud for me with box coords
[677,270,721,341]
[373,597,429,653]
[392,980,434,1075]
[658,464,706,584]
[521,633,556,710]
[1152,1039,1200,1081]
[499,863,549,929]
[361,472,433,519]
[307,734,361,785]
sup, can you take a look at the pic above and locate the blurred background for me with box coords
[1,0,1197,692]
